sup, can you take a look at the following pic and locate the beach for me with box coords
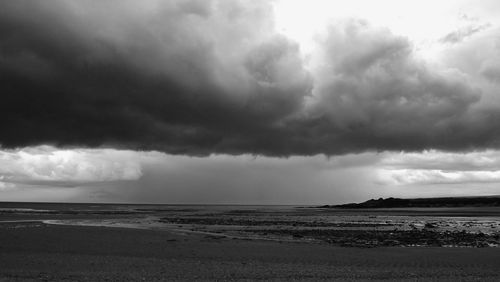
[1,203,500,281]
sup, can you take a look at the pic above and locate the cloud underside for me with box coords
[1,0,500,156]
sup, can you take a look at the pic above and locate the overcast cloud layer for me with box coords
[1,0,500,156]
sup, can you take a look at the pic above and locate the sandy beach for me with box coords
[1,204,500,281]
[1,222,500,281]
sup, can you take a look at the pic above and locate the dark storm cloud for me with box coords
[0,0,313,155]
[300,20,497,154]
[0,1,499,156]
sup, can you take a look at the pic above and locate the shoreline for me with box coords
[2,204,500,249]
[3,216,496,249]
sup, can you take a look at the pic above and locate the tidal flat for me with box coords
[1,202,500,280]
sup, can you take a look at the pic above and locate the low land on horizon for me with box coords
[327,195,500,209]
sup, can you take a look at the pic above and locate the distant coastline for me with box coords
[323,196,500,209]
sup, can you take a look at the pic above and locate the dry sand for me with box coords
[1,221,500,281]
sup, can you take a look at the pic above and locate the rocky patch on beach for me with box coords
[158,216,500,248]
[158,217,392,228]
[249,229,500,248]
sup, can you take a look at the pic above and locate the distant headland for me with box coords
[323,196,500,209]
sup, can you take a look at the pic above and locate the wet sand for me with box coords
[1,221,500,281]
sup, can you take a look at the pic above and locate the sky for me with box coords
[1,0,500,204]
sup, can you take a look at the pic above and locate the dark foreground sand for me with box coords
[1,222,500,281]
